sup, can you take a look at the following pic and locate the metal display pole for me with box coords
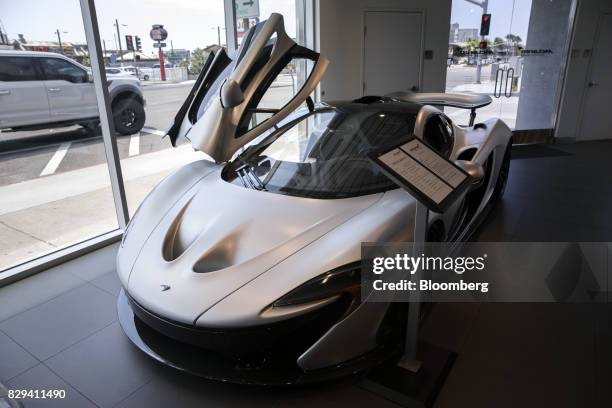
[397,201,429,372]
[363,137,465,407]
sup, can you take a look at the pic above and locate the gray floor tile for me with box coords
[0,284,116,360]
[273,383,402,407]
[45,322,157,408]
[0,330,38,382]
[0,267,86,322]
[67,243,119,282]
[435,304,597,408]
[116,366,399,408]
[91,272,122,297]
[115,369,277,408]
[6,364,96,408]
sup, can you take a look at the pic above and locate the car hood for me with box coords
[126,171,382,325]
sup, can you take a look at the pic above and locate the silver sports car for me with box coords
[117,14,512,384]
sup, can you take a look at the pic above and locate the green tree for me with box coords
[188,48,208,75]
[465,38,480,51]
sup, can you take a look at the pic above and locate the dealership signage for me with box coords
[235,0,260,19]
[149,24,168,41]
[369,136,471,213]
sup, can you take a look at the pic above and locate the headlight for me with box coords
[273,262,362,307]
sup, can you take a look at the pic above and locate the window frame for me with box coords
[0,0,315,285]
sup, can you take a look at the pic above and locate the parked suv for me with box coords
[0,50,146,135]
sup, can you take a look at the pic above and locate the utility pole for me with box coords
[211,26,223,46]
[465,0,488,84]
[114,19,124,62]
[54,29,65,54]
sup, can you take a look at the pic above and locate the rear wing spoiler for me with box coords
[386,92,492,126]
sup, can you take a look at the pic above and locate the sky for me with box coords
[450,0,533,43]
[1,0,296,55]
[2,0,531,54]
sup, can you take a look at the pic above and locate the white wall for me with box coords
[315,0,451,101]
[556,0,612,141]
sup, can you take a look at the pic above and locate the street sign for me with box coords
[368,136,471,213]
[110,54,117,64]
[150,24,168,41]
[235,0,260,19]
[153,42,167,48]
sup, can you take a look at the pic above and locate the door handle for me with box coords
[588,81,598,87]
[48,88,61,92]
[505,68,515,98]
[494,67,504,98]
[0,90,10,95]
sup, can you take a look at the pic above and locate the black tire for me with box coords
[492,141,512,201]
[143,75,149,81]
[112,97,145,135]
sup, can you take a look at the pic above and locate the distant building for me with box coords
[449,22,479,43]
[0,22,14,50]
[164,48,191,65]
[13,37,90,63]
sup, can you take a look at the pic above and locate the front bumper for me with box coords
[118,289,398,385]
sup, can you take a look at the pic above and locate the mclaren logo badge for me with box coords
[160,284,171,291]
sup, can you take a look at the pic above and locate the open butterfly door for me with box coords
[166,13,329,163]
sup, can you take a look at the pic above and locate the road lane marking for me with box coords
[141,127,166,136]
[40,142,71,176]
[129,132,140,156]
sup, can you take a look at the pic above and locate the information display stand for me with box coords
[361,136,471,407]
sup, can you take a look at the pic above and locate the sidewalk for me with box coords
[141,79,195,87]
[0,145,202,270]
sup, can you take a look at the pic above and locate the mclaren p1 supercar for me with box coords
[117,13,513,384]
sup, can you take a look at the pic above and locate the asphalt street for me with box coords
[0,82,192,187]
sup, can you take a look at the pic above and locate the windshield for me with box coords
[223,108,417,198]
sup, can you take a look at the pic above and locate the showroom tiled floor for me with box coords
[0,141,610,407]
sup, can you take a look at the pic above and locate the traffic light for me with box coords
[135,36,142,52]
[479,40,488,50]
[125,35,134,51]
[480,14,491,36]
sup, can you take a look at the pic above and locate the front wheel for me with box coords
[492,141,511,201]
[112,97,146,135]
[143,75,149,81]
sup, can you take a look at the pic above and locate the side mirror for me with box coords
[454,160,485,186]
[220,79,245,108]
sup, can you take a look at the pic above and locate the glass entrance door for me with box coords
[445,0,576,134]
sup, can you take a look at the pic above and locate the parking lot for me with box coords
[0,82,192,185]
[0,82,200,270]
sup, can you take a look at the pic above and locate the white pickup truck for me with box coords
[0,50,146,135]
